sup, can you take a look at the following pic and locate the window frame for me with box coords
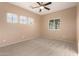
[19,16,28,24]
[48,18,60,31]
[6,13,18,24]
[28,17,34,25]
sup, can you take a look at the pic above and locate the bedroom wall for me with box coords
[77,3,79,54]
[40,7,76,43]
[0,3,40,47]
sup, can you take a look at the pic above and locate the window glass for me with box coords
[7,13,18,23]
[49,19,60,30]
[28,17,33,24]
[19,16,28,24]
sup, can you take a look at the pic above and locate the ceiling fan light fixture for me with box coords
[40,6,44,9]
[31,2,52,12]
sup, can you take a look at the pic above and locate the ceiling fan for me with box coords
[31,2,52,12]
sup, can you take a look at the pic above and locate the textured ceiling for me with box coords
[10,2,77,15]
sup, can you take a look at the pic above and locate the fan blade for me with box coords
[44,7,50,10]
[31,6,40,9]
[44,2,52,6]
[39,9,42,12]
[37,2,41,5]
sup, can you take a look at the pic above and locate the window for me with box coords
[49,19,60,30]
[6,13,34,25]
[7,13,18,23]
[19,16,34,25]
[19,16,28,24]
[28,17,33,24]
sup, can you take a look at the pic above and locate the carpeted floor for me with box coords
[0,39,77,56]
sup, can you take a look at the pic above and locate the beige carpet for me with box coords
[0,39,77,56]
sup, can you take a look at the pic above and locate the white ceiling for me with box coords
[10,2,77,15]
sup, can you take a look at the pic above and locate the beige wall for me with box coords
[0,3,40,47]
[40,7,76,43]
[77,3,79,54]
